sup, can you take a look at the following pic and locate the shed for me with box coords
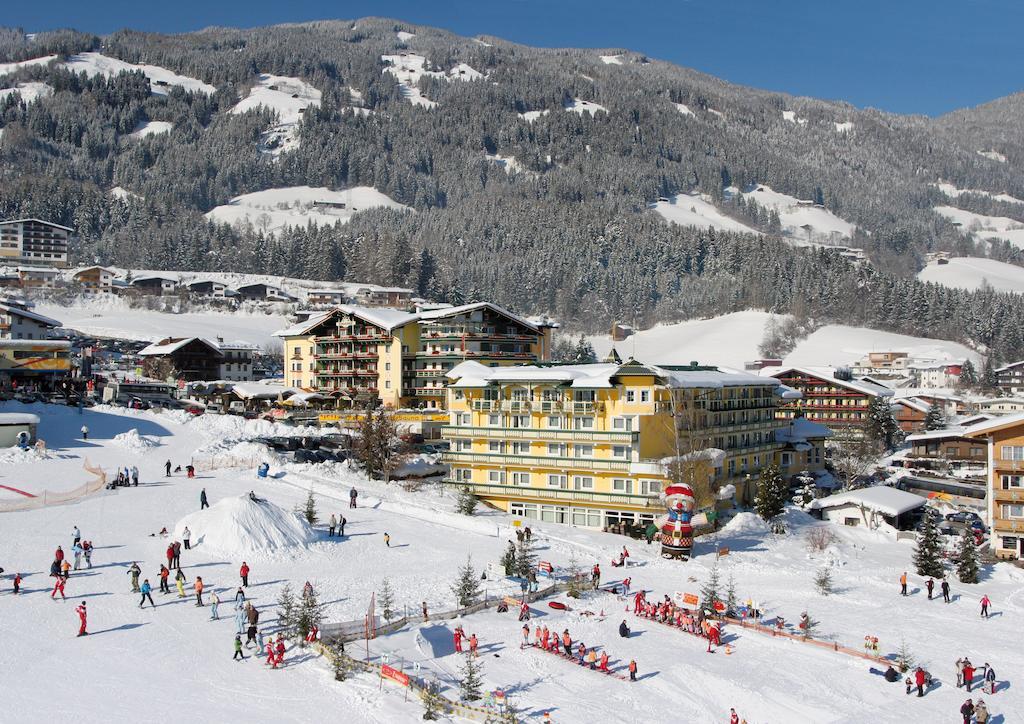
[0,412,40,447]
[808,486,926,530]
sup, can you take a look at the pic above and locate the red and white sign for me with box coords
[380,664,409,687]
[538,561,553,574]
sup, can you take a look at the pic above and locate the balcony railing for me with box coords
[570,402,604,415]
[994,460,1024,472]
[442,425,637,444]
[994,487,1024,503]
[993,518,1024,534]
[412,387,446,396]
[442,480,662,509]
[443,450,631,472]
[471,400,496,411]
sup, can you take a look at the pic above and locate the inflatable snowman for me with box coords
[657,483,708,560]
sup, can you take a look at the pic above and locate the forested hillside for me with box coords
[1,19,1024,359]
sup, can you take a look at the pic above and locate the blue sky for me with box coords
[6,0,1022,116]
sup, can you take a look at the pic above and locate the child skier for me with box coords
[139,579,155,608]
[175,569,186,598]
[233,635,245,660]
[75,601,87,636]
[210,591,220,620]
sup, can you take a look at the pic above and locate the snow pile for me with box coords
[205,185,411,234]
[128,120,173,139]
[63,52,215,95]
[564,98,607,115]
[917,257,1024,293]
[174,495,317,557]
[0,445,50,464]
[651,193,759,235]
[934,205,1024,247]
[111,428,160,452]
[0,81,53,104]
[735,184,856,240]
[392,454,447,479]
[721,511,770,535]
[933,182,1024,207]
[0,55,57,75]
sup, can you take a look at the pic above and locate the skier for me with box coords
[453,626,464,653]
[246,602,260,629]
[274,635,286,668]
[80,425,88,440]
[127,562,141,592]
[210,591,220,620]
[422,601,428,621]
[521,624,530,648]
[469,633,478,655]
[963,659,975,692]
[54,546,64,565]
[183,527,191,551]
[983,663,997,695]
[234,587,246,604]
[591,563,600,587]
[384,532,391,548]
[61,559,71,579]
[349,487,358,508]
[256,629,266,656]
[51,574,66,600]
[72,526,81,546]
[233,635,245,660]
[633,590,645,614]
[186,464,195,479]
[264,639,276,665]
[194,576,204,606]
[328,514,336,537]
[172,540,181,569]
[234,604,247,635]
[926,578,934,600]
[165,544,174,571]
[960,699,974,724]
[165,460,172,477]
[246,623,258,648]
[941,579,951,603]
[339,515,347,536]
[628,659,638,682]
[900,572,908,596]
[561,630,572,656]
[956,658,965,688]
[175,569,186,598]
[200,488,208,510]
[599,650,609,672]
[980,594,991,618]
[72,542,83,570]
[621,577,631,596]
[139,579,155,608]
[131,465,139,486]
[914,667,926,697]
[12,572,21,594]
[75,601,87,636]
[974,699,989,724]
[239,562,251,587]
[730,709,740,724]
[619,620,630,638]
[82,541,92,568]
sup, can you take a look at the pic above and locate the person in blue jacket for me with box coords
[139,579,156,608]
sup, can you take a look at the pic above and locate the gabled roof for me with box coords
[963,411,1024,438]
[892,397,931,414]
[418,301,539,332]
[188,279,225,288]
[769,366,894,398]
[995,360,1024,373]
[132,275,177,284]
[808,485,926,516]
[775,417,833,442]
[274,311,334,338]
[338,304,418,331]
[0,301,61,327]
[0,218,74,232]
[138,337,223,357]
[905,426,973,443]
[73,265,116,276]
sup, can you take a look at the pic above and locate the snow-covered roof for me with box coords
[0,218,74,231]
[905,427,971,443]
[769,366,894,398]
[232,382,300,400]
[138,337,222,357]
[893,397,931,414]
[16,266,59,274]
[275,311,334,337]
[963,411,1024,438]
[0,301,61,327]
[73,266,116,275]
[808,486,926,516]
[132,275,178,284]
[0,412,40,424]
[417,301,539,332]
[338,304,419,331]
[775,417,833,442]
[995,359,1024,373]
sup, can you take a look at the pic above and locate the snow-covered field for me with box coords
[589,311,980,370]
[204,185,411,233]
[933,183,1024,207]
[0,81,53,104]
[565,98,607,115]
[782,110,807,126]
[934,206,1024,248]
[231,74,322,126]
[128,120,173,139]
[63,52,215,95]
[2,402,1021,723]
[599,54,623,65]
[918,257,1024,293]
[737,185,857,240]
[651,194,759,235]
[34,298,287,347]
[675,103,695,117]
[519,109,550,123]
[0,54,57,75]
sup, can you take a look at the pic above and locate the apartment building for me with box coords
[996,359,1024,395]
[769,366,893,439]
[216,340,257,382]
[0,219,72,268]
[851,351,909,377]
[964,414,1024,559]
[276,302,555,409]
[0,297,62,340]
[441,359,827,529]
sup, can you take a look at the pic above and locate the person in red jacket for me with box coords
[240,562,250,587]
[729,709,740,724]
[628,659,638,681]
[963,660,975,692]
[914,667,926,697]
[51,575,66,600]
[453,627,463,653]
[633,590,645,614]
[13,572,21,594]
[55,546,64,564]
[75,601,87,636]
[273,635,286,668]
[468,633,478,655]
[166,545,174,569]
[598,650,609,672]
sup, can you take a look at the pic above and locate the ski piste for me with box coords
[521,642,633,682]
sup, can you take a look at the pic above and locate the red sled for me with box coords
[548,601,569,611]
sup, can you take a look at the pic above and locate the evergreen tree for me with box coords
[378,578,397,622]
[814,566,833,595]
[513,533,537,579]
[895,637,915,672]
[566,552,583,599]
[923,403,946,431]
[699,564,721,613]
[981,356,1000,393]
[421,680,442,720]
[276,583,297,638]
[499,541,516,576]
[799,611,818,638]
[458,649,484,702]
[753,464,787,522]
[572,335,597,364]
[865,397,902,450]
[913,514,945,578]
[791,472,817,509]
[958,359,978,388]
[452,555,482,607]
[724,573,738,615]
[331,639,348,681]
[956,529,980,584]
[298,489,318,526]
[296,585,325,640]
[455,484,478,515]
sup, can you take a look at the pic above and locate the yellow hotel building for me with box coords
[965,413,1024,559]
[442,358,829,529]
[276,302,555,409]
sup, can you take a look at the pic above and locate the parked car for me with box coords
[205,403,225,415]
[185,405,205,416]
[945,511,982,525]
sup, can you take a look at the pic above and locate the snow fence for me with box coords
[0,458,106,512]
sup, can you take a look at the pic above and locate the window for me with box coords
[453,468,471,481]
[573,476,594,490]
[613,445,631,459]
[612,478,633,494]
[512,472,530,486]
[511,441,530,455]
[639,480,662,495]
[970,447,985,457]
[612,416,633,431]
[573,390,596,402]
[488,470,506,484]
[571,507,602,527]
[548,416,563,428]
[641,390,650,402]
[385,362,391,371]
[511,415,530,428]
[510,501,539,519]
[1001,475,1024,489]
[385,380,391,389]
[488,414,501,426]
[539,505,568,524]
[488,441,505,453]
[547,443,567,457]
[1001,446,1024,461]
[547,474,567,488]
[626,390,636,403]
[574,416,594,430]
[454,439,472,452]
[1001,504,1024,519]
[573,444,594,458]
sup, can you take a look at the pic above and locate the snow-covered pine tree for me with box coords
[276,583,297,637]
[791,471,817,509]
[923,403,946,431]
[865,397,902,450]
[379,578,397,622]
[958,359,978,389]
[452,555,482,607]
[699,565,721,613]
[724,573,738,615]
[296,585,325,640]
[894,637,915,672]
[913,514,945,578]
[753,464,786,522]
[499,541,516,576]
[458,650,484,702]
[956,529,980,584]
[566,552,582,599]
[572,335,597,364]
[331,639,348,681]
[421,680,442,720]
[513,533,537,579]
[455,484,478,515]
[300,489,318,526]
[981,356,999,393]
[814,566,833,595]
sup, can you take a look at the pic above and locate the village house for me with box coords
[891,397,931,434]
[130,276,178,296]
[768,366,893,440]
[17,267,60,290]
[0,297,62,340]
[137,337,223,382]
[236,283,297,303]
[996,359,1024,396]
[72,266,116,294]
[188,280,227,298]
[808,486,926,531]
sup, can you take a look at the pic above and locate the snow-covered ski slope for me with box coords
[1,402,1021,722]
[63,52,215,95]
[918,257,1024,293]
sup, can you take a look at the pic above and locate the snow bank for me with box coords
[111,428,159,452]
[193,439,281,470]
[721,511,770,536]
[173,495,317,557]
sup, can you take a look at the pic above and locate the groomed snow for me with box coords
[917,257,1024,293]
[651,193,759,235]
[0,81,53,104]
[934,205,1024,248]
[63,52,215,95]
[737,184,856,240]
[205,185,410,234]
[785,324,980,368]
[128,120,173,139]
[565,98,607,115]
[0,54,57,75]
[174,495,317,557]
[933,182,1024,207]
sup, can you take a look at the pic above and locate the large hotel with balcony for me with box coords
[0,218,72,268]
[965,413,1024,560]
[276,302,556,408]
[441,358,830,529]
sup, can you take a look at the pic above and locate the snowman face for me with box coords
[665,493,695,514]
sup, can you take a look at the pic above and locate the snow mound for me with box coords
[111,428,159,452]
[193,439,282,470]
[721,511,770,536]
[392,454,447,479]
[174,495,316,557]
